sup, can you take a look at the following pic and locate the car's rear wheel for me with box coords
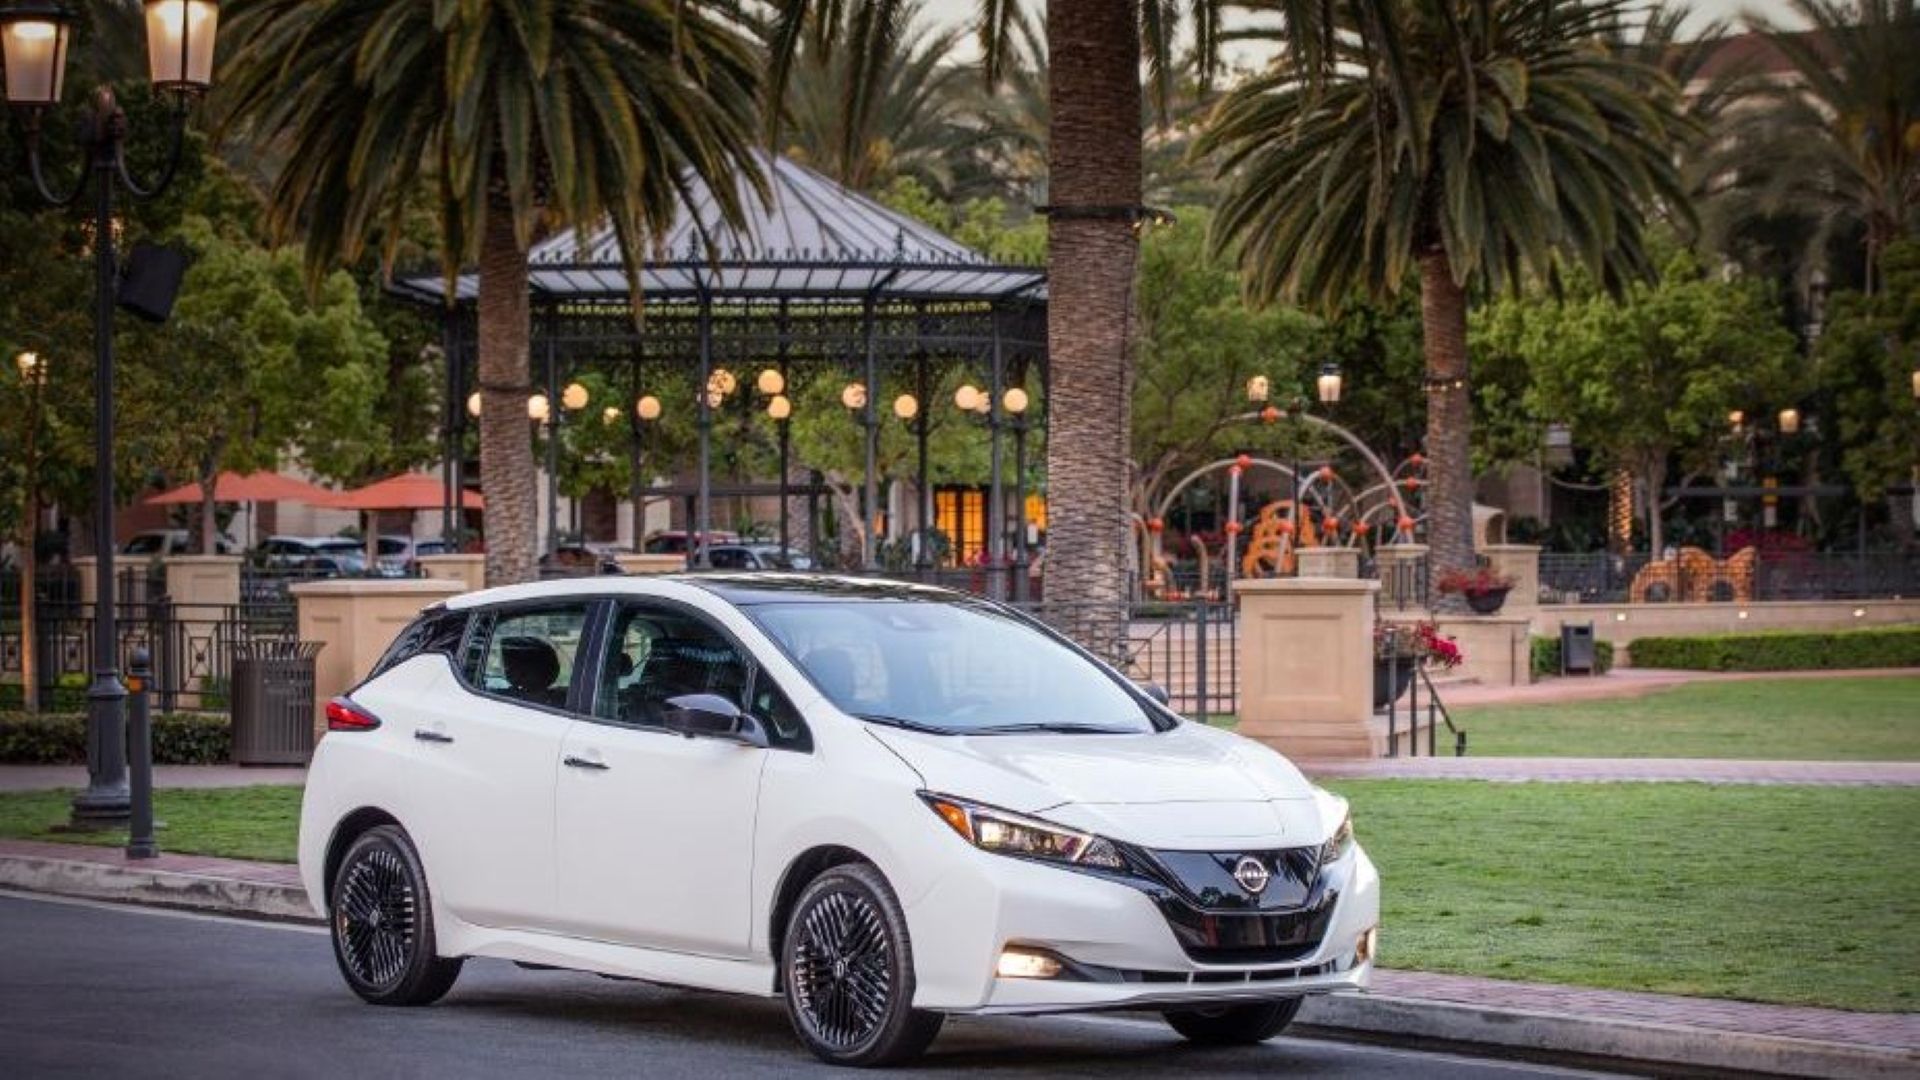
[1162,998,1303,1045]
[781,863,943,1066]
[329,824,462,1006]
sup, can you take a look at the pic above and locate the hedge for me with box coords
[1626,626,1920,672]
[0,673,90,712]
[0,711,231,765]
[1530,635,1615,677]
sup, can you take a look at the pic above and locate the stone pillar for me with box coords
[160,555,242,610]
[1233,577,1380,760]
[1373,543,1429,612]
[415,554,486,593]
[1480,543,1541,616]
[1295,546,1361,579]
[1433,613,1532,687]
[292,578,466,734]
[614,553,685,576]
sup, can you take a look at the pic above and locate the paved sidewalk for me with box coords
[0,764,305,793]
[1440,666,1916,708]
[1306,756,1920,785]
[0,837,1912,1078]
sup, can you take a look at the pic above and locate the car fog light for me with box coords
[996,947,1063,980]
[1355,926,1378,965]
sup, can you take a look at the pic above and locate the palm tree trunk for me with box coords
[1043,0,1141,646]
[477,203,539,587]
[1418,251,1475,611]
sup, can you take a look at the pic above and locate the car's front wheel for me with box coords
[329,824,463,1006]
[780,863,944,1066]
[1162,998,1303,1045]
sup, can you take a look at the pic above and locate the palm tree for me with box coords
[1197,0,1691,599]
[218,0,765,586]
[1714,0,1920,295]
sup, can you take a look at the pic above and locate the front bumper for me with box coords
[901,842,1379,1013]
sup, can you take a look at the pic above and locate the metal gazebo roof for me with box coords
[394,152,1047,306]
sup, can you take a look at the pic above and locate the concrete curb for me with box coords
[1297,992,1918,1080]
[0,853,318,924]
[3,851,1913,1078]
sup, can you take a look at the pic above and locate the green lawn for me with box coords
[1454,676,1920,760]
[0,786,301,863]
[1328,779,1920,1012]
[2,778,1914,1012]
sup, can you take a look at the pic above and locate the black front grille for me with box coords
[1151,889,1339,964]
[1122,844,1341,965]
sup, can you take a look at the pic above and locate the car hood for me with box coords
[867,721,1324,849]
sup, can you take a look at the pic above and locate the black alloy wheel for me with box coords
[329,824,463,1006]
[781,863,943,1066]
[1162,998,1303,1045]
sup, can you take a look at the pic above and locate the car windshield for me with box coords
[747,600,1156,735]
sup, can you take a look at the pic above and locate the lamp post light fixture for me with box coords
[1778,407,1801,436]
[3,0,220,828]
[756,368,785,396]
[1728,409,1745,434]
[1003,386,1033,600]
[466,391,482,418]
[841,381,868,411]
[893,393,919,422]
[561,381,589,412]
[1245,374,1270,403]
[636,394,662,421]
[527,392,551,422]
[1316,362,1343,405]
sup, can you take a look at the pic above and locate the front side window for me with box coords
[748,600,1159,735]
[598,603,809,749]
[475,604,591,711]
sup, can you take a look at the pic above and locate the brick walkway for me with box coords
[1305,756,1920,785]
[2,836,1911,1056]
[1373,969,1920,1051]
[1440,666,1917,708]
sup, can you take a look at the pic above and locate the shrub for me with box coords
[0,673,90,712]
[0,711,232,765]
[1626,626,1920,672]
[1530,635,1615,677]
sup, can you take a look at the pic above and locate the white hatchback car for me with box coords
[299,574,1378,1066]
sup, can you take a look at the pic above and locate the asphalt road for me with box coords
[0,894,1619,1079]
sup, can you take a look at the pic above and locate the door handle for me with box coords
[414,729,455,744]
[563,754,609,771]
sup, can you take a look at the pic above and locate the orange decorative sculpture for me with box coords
[1628,546,1758,603]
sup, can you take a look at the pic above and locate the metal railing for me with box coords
[1,599,297,713]
[1538,551,1920,604]
[1378,651,1466,758]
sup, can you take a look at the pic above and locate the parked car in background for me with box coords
[641,530,738,556]
[122,529,238,557]
[539,544,625,576]
[374,536,454,576]
[705,544,814,571]
[301,574,1376,1066]
[255,536,369,577]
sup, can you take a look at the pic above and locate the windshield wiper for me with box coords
[969,722,1138,735]
[852,712,954,735]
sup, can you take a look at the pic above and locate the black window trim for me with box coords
[577,593,813,753]
[450,596,610,722]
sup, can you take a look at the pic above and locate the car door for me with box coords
[397,600,594,930]
[552,598,783,956]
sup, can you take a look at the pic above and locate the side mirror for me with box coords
[1140,682,1172,708]
[662,693,768,748]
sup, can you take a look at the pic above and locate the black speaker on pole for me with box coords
[117,242,190,324]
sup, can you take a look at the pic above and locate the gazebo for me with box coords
[397,152,1047,578]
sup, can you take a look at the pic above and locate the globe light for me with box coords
[1778,407,1800,435]
[1003,387,1029,415]
[1246,374,1270,403]
[636,395,661,421]
[842,382,868,410]
[601,406,621,425]
[893,393,919,421]
[0,2,71,107]
[954,384,981,412]
[14,349,46,382]
[143,0,220,96]
[708,367,737,397]
[527,393,550,422]
[1316,362,1343,405]
[703,389,724,409]
[768,394,792,421]
[757,368,785,396]
[1727,409,1745,432]
[1912,367,1920,401]
[465,391,481,418]
[561,382,589,411]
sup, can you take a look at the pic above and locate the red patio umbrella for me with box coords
[324,473,483,512]
[144,470,340,506]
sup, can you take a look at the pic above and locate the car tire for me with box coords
[780,863,944,1066]
[329,824,463,1006]
[1162,998,1303,1045]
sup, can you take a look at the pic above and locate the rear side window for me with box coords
[370,608,469,679]
[470,604,592,712]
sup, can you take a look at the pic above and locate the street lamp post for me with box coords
[1004,387,1031,601]
[3,0,220,826]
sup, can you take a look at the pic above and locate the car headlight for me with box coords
[1319,810,1354,866]
[922,794,1128,871]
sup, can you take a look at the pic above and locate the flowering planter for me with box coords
[1464,586,1510,615]
[1372,658,1416,710]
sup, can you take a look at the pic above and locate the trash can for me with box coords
[1560,622,1597,676]
[231,640,324,765]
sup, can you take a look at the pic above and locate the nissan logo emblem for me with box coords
[1232,856,1271,894]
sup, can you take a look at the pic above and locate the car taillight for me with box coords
[326,697,382,732]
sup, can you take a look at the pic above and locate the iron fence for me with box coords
[1539,551,1920,604]
[0,599,297,713]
